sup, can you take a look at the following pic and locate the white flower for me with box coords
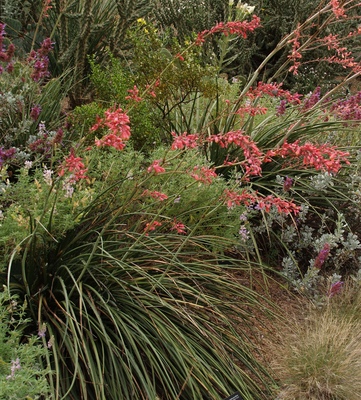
[236,2,255,14]
[24,160,33,170]
[43,166,53,186]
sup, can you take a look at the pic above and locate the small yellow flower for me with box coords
[137,18,146,25]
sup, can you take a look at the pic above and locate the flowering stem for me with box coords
[239,2,333,98]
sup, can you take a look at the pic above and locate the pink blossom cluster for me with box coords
[171,128,350,178]
[0,24,15,72]
[208,130,264,177]
[30,104,42,120]
[0,147,16,167]
[328,280,344,297]
[144,220,162,234]
[125,85,143,102]
[223,189,301,214]
[330,0,346,18]
[143,219,187,235]
[190,166,217,184]
[58,149,88,182]
[302,87,322,110]
[320,33,360,72]
[171,219,187,234]
[28,124,63,158]
[236,104,268,117]
[142,190,168,201]
[171,131,199,150]
[195,15,261,45]
[27,38,54,82]
[266,140,350,173]
[43,0,53,18]
[330,92,361,122]
[147,159,166,174]
[92,107,131,150]
[287,25,302,75]
[247,82,302,104]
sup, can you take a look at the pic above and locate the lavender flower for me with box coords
[6,358,21,380]
[283,176,293,192]
[38,323,47,338]
[239,225,249,241]
[314,243,330,269]
[30,104,42,121]
[276,99,287,116]
[328,281,344,297]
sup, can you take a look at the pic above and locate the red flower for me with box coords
[171,132,199,150]
[92,107,131,150]
[147,160,166,174]
[144,220,162,234]
[171,219,187,235]
[58,149,88,182]
[142,190,168,201]
[223,189,300,214]
[190,166,217,184]
[125,85,143,102]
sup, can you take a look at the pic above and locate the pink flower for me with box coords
[144,220,162,234]
[175,53,184,61]
[125,85,143,102]
[171,219,187,235]
[330,0,346,18]
[247,82,302,104]
[287,25,302,75]
[142,190,168,201]
[30,104,42,120]
[314,243,330,269]
[147,159,165,174]
[283,176,293,192]
[195,15,261,45]
[92,107,131,150]
[104,108,131,140]
[223,189,300,214]
[58,149,88,182]
[190,166,217,184]
[95,133,126,150]
[266,140,350,174]
[208,130,264,178]
[171,132,199,150]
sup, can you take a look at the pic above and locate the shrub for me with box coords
[2,1,361,398]
[275,281,361,399]
[0,287,51,399]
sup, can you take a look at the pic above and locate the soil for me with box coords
[235,269,311,386]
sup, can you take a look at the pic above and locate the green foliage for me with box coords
[0,287,51,399]
[0,163,95,268]
[86,55,162,150]
[1,0,156,106]
[151,0,228,41]
[126,20,220,115]
[0,144,276,399]
[2,1,361,397]
[0,61,65,150]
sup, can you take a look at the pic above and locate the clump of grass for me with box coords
[275,281,361,400]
